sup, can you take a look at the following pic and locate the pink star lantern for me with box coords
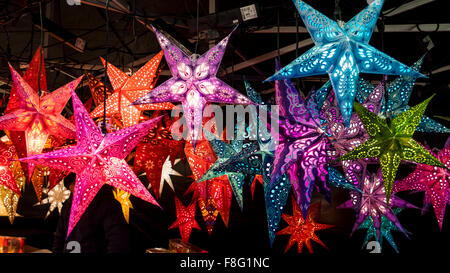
[19,88,162,237]
[0,62,82,179]
[132,25,255,149]
[169,197,201,243]
[0,141,21,196]
[394,138,450,230]
[90,50,174,127]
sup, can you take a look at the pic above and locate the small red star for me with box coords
[277,198,333,253]
[169,197,201,243]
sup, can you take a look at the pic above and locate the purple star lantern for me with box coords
[322,81,385,186]
[338,169,417,240]
[271,59,330,217]
[132,25,255,149]
[19,87,163,237]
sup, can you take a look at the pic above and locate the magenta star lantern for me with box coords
[19,87,163,237]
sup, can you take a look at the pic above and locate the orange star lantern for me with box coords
[277,199,333,253]
[90,51,174,127]
[0,53,82,181]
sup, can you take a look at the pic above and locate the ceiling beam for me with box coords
[221,38,313,75]
[252,23,450,34]
[382,0,437,17]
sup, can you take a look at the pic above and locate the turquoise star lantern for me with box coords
[265,0,425,126]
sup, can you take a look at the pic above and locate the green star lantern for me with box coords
[336,94,447,202]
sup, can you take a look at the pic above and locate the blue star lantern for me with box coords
[265,0,425,127]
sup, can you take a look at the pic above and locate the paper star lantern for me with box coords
[133,115,184,199]
[19,87,162,237]
[337,95,447,202]
[184,137,229,234]
[271,59,330,217]
[113,188,133,223]
[157,156,182,195]
[132,25,254,149]
[393,138,450,230]
[90,51,174,128]
[338,169,416,240]
[169,197,201,243]
[358,56,450,133]
[277,199,333,253]
[265,0,424,126]
[322,80,384,186]
[34,181,71,218]
[0,141,22,195]
[0,63,83,180]
[86,71,114,107]
[327,167,361,192]
[358,208,411,253]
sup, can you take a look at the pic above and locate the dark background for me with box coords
[0,0,449,254]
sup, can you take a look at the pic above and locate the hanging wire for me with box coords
[379,14,390,120]
[38,0,44,97]
[194,0,200,54]
[102,0,111,135]
[295,11,300,88]
[334,0,342,22]
[276,6,280,59]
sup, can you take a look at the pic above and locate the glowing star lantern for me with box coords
[357,56,450,133]
[90,51,174,128]
[338,169,416,240]
[34,181,71,218]
[393,138,450,230]
[133,115,184,199]
[132,25,255,149]
[337,95,447,202]
[169,197,201,243]
[271,59,330,217]
[86,71,114,107]
[184,136,230,234]
[157,156,182,196]
[277,199,333,253]
[322,80,384,186]
[0,141,22,195]
[0,64,83,179]
[113,188,133,223]
[358,208,411,253]
[265,0,424,126]
[18,88,163,237]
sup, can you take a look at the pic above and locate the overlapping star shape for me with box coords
[132,25,255,149]
[0,140,22,195]
[158,156,182,196]
[91,51,174,127]
[169,197,201,243]
[271,59,330,218]
[357,56,450,133]
[0,51,83,180]
[337,94,447,202]
[19,87,162,237]
[393,138,450,230]
[358,208,411,253]
[277,199,333,253]
[338,169,417,240]
[322,80,384,186]
[265,0,424,126]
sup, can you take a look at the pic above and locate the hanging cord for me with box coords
[194,0,200,54]
[38,0,44,97]
[131,0,136,73]
[379,14,389,120]
[102,0,110,135]
[334,0,342,22]
[276,7,280,59]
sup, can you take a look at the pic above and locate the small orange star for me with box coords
[277,198,333,253]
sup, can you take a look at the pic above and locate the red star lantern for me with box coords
[0,62,82,181]
[19,88,162,237]
[90,51,174,127]
[277,198,333,253]
[0,141,21,196]
[86,71,114,107]
[169,197,201,243]
[133,114,184,199]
